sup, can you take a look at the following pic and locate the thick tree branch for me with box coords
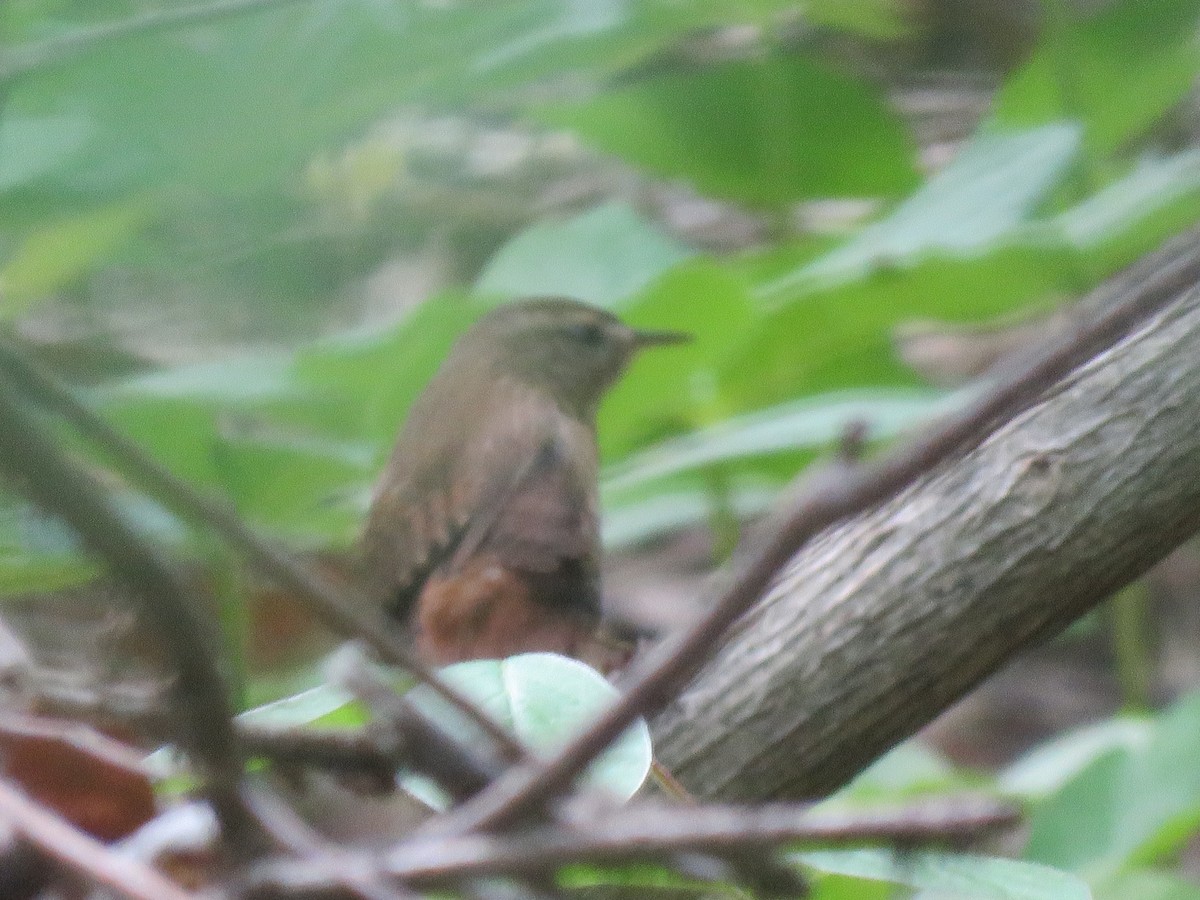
[654,230,1200,800]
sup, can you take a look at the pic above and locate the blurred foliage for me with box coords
[2,0,1200,895]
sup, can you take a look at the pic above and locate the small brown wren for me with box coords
[361,298,687,668]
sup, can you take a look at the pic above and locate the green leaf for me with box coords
[990,0,1200,159]
[238,683,367,730]
[1024,749,1127,872]
[0,553,96,598]
[537,54,917,207]
[1051,150,1200,273]
[0,200,152,317]
[1112,689,1200,866]
[210,428,373,543]
[729,242,1081,409]
[837,740,966,801]
[0,115,93,191]
[291,295,477,449]
[601,484,776,550]
[598,260,758,458]
[99,354,297,405]
[562,859,743,893]
[603,387,957,495]
[1092,870,1200,900]
[408,652,653,802]
[1025,688,1200,871]
[757,124,1081,299]
[804,0,910,38]
[1001,718,1151,798]
[1055,151,1200,249]
[476,201,693,308]
[798,848,1092,900]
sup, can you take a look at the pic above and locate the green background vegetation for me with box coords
[3,0,1200,896]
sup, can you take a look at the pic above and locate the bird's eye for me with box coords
[567,322,606,347]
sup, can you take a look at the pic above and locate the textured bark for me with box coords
[652,231,1200,801]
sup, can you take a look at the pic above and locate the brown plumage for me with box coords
[361,298,686,668]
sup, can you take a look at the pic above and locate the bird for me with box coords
[360,298,688,669]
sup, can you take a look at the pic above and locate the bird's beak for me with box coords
[632,328,692,348]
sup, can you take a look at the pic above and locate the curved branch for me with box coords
[654,231,1200,800]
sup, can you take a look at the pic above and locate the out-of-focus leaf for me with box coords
[238,684,366,730]
[798,849,1092,900]
[291,295,477,448]
[475,201,693,307]
[87,396,231,489]
[1052,150,1200,272]
[804,0,910,38]
[0,722,156,841]
[1093,870,1200,900]
[990,0,1200,159]
[98,354,297,405]
[212,428,373,542]
[836,740,965,800]
[759,124,1081,299]
[603,387,958,495]
[9,2,810,198]
[1025,689,1200,871]
[1001,718,1152,798]
[559,861,719,892]
[0,115,93,190]
[0,554,95,598]
[0,200,152,317]
[601,483,775,550]
[1055,151,1200,249]
[538,54,917,207]
[598,260,757,457]
[1112,689,1200,866]
[1024,748,1128,872]
[728,243,1080,409]
[408,653,652,801]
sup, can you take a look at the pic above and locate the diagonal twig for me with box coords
[0,379,260,847]
[0,336,523,760]
[0,773,197,900]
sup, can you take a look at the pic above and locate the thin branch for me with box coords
[0,380,260,847]
[432,231,1200,835]
[335,650,502,802]
[0,0,314,84]
[0,775,197,900]
[0,713,149,785]
[240,798,1018,893]
[238,723,397,783]
[238,789,416,900]
[0,337,523,760]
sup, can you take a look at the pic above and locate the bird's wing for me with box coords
[450,424,597,577]
[361,379,597,622]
